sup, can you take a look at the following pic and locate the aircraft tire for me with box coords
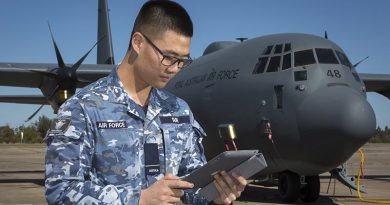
[300,175,320,202]
[278,171,300,202]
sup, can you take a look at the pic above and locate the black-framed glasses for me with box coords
[141,33,193,69]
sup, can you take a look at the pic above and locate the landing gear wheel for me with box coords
[300,175,320,202]
[278,171,300,202]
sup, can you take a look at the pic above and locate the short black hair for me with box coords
[129,0,193,50]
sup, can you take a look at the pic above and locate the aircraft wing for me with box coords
[0,63,114,88]
[0,95,48,105]
[360,73,390,100]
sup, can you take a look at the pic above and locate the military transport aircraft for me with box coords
[1,0,390,203]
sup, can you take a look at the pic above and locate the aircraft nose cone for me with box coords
[340,95,376,140]
[296,86,376,172]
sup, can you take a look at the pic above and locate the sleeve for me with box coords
[44,98,141,205]
[178,111,209,205]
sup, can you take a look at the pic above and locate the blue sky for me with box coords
[0,0,389,128]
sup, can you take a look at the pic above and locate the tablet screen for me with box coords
[183,150,258,188]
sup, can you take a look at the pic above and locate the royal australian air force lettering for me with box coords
[174,68,240,89]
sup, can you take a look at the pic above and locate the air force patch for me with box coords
[96,121,127,129]
[48,118,71,135]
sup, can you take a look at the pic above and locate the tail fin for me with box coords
[97,0,115,64]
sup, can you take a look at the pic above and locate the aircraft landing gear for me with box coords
[278,171,300,202]
[300,175,320,202]
[278,171,320,203]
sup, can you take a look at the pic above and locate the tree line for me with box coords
[0,115,52,143]
[0,116,389,143]
[369,126,390,143]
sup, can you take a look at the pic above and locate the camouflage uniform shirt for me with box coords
[44,68,208,204]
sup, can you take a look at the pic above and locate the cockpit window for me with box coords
[282,53,291,70]
[253,43,292,74]
[352,72,361,82]
[253,57,269,74]
[266,56,281,72]
[263,45,273,55]
[294,49,316,67]
[335,50,352,68]
[315,48,339,64]
[284,43,291,52]
[274,44,283,54]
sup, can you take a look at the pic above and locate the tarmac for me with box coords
[0,143,389,205]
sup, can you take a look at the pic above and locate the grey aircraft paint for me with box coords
[166,33,376,176]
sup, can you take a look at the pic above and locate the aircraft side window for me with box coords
[253,57,269,74]
[294,49,316,67]
[315,48,339,64]
[282,53,291,70]
[274,44,283,54]
[266,56,281,73]
[335,50,352,68]
[263,45,274,55]
[284,43,291,52]
[352,72,362,82]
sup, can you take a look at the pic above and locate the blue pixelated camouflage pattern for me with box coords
[44,67,209,204]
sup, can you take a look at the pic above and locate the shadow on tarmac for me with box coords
[0,178,44,186]
[0,170,45,186]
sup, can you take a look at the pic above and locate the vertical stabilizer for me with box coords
[97,0,115,64]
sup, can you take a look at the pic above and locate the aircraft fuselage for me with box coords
[166,33,376,176]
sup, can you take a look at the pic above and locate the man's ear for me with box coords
[131,32,143,54]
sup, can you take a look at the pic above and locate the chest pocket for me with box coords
[94,128,142,185]
[160,123,192,175]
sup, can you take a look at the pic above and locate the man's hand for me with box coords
[139,174,194,205]
[212,171,247,205]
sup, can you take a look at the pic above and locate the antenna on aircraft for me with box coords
[324,31,328,39]
[236,37,248,43]
[353,56,369,68]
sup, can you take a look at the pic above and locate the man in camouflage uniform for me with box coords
[45,1,247,204]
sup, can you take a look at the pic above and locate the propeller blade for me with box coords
[49,84,60,98]
[48,22,66,68]
[71,36,106,71]
[25,104,44,123]
[353,56,369,68]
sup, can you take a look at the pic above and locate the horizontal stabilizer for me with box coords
[0,95,48,105]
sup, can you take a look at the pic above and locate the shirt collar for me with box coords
[106,67,169,120]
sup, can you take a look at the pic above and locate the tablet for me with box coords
[183,150,258,189]
[199,153,267,201]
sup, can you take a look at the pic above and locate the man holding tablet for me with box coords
[44,1,247,205]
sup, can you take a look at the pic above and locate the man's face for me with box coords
[135,30,191,89]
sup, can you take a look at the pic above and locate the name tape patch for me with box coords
[159,116,190,124]
[96,121,127,129]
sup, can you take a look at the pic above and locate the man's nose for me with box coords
[166,62,181,73]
